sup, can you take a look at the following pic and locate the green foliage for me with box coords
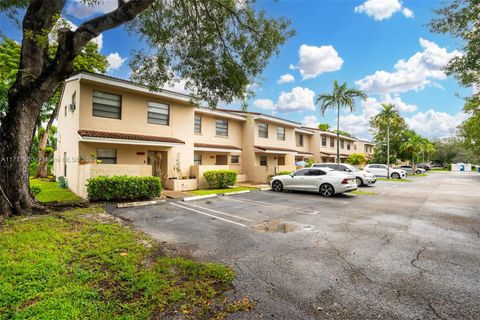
[30,178,81,203]
[86,176,162,201]
[318,123,330,131]
[333,130,354,138]
[448,163,452,171]
[30,185,41,196]
[203,170,237,189]
[346,153,366,166]
[128,1,294,108]
[459,98,480,159]
[0,206,239,318]
[57,176,68,189]
[28,162,38,177]
[430,0,480,88]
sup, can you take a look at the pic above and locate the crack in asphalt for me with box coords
[411,247,429,275]
[429,302,447,320]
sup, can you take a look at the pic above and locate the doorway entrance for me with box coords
[147,151,168,183]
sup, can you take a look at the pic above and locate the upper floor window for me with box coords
[70,91,76,113]
[258,123,268,138]
[321,136,327,147]
[340,140,344,149]
[93,90,121,119]
[296,134,304,147]
[364,145,368,153]
[354,144,357,150]
[148,101,169,125]
[97,148,117,164]
[216,119,228,136]
[277,127,285,141]
[330,137,334,148]
[347,142,351,150]
[194,115,202,134]
[231,155,240,164]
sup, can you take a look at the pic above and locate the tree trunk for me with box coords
[36,104,59,178]
[387,123,390,179]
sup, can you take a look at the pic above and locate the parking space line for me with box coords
[170,202,247,228]
[223,196,320,215]
[181,202,254,222]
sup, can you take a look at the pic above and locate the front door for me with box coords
[215,155,228,165]
[148,151,168,183]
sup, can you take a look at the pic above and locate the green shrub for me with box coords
[472,165,476,171]
[28,162,38,177]
[447,163,452,171]
[30,185,41,196]
[203,170,237,189]
[267,171,291,182]
[58,176,68,189]
[87,176,162,201]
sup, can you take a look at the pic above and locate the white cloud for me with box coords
[254,99,275,110]
[294,44,344,80]
[276,87,316,112]
[277,73,295,84]
[106,52,126,71]
[67,0,118,19]
[49,18,103,50]
[356,38,461,94]
[354,0,413,21]
[302,115,320,128]
[382,94,417,112]
[254,87,316,114]
[405,110,468,138]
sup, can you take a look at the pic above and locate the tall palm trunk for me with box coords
[387,123,390,179]
[336,103,340,164]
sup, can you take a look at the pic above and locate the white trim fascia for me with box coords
[318,130,357,141]
[253,114,300,127]
[254,148,297,155]
[195,108,246,121]
[294,128,314,135]
[78,135,184,147]
[296,153,314,157]
[194,147,242,153]
[71,73,192,103]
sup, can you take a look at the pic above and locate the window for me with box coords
[63,152,67,176]
[321,136,327,147]
[347,142,351,150]
[194,153,202,165]
[293,169,308,176]
[216,119,228,136]
[330,137,334,148]
[194,115,202,134]
[93,90,121,119]
[278,156,285,166]
[364,145,368,153]
[148,101,169,125]
[354,144,357,150]
[231,155,240,164]
[296,134,304,147]
[71,91,76,112]
[340,140,344,149]
[259,155,267,166]
[96,149,117,164]
[306,169,326,176]
[277,127,285,141]
[258,123,268,138]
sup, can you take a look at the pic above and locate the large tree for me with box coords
[0,0,292,218]
[316,80,367,164]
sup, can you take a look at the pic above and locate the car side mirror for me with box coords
[290,173,294,177]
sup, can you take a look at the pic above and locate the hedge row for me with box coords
[87,176,162,201]
[203,170,237,189]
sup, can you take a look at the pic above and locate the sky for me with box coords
[0,0,472,140]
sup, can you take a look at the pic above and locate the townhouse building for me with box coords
[54,72,374,197]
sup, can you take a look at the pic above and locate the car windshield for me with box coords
[343,164,359,171]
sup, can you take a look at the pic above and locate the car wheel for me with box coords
[319,183,335,197]
[416,170,422,174]
[272,180,283,192]
[355,177,363,186]
[391,172,400,179]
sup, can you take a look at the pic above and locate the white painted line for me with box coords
[170,202,247,227]
[224,196,317,215]
[222,190,251,196]
[181,202,254,222]
[182,194,217,202]
[117,199,166,208]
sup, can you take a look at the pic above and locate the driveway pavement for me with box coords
[109,172,480,319]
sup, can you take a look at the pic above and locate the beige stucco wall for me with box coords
[253,121,296,149]
[193,112,243,148]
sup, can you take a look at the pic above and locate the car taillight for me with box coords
[341,178,348,184]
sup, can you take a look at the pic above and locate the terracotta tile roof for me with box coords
[297,151,314,155]
[194,143,241,150]
[78,130,185,144]
[255,145,299,153]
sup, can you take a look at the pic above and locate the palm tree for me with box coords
[371,103,405,178]
[420,139,435,163]
[400,131,423,172]
[316,81,367,164]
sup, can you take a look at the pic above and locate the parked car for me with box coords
[396,165,426,175]
[312,163,376,186]
[364,164,407,179]
[270,167,357,197]
[416,164,431,171]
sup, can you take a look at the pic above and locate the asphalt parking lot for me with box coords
[110,172,480,319]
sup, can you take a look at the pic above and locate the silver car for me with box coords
[312,163,376,186]
[270,167,357,197]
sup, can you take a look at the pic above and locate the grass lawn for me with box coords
[351,190,377,195]
[413,173,428,177]
[189,186,257,196]
[0,205,251,319]
[30,178,82,203]
[377,177,413,182]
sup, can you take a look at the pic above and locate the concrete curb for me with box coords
[222,190,251,196]
[259,187,272,191]
[117,199,166,208]
[182,194,218,202]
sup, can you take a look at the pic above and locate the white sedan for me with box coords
[270,167,357,197]
[364,164,407,179]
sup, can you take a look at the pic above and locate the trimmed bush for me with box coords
[203,170,237,189]
[87,176,162,201]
